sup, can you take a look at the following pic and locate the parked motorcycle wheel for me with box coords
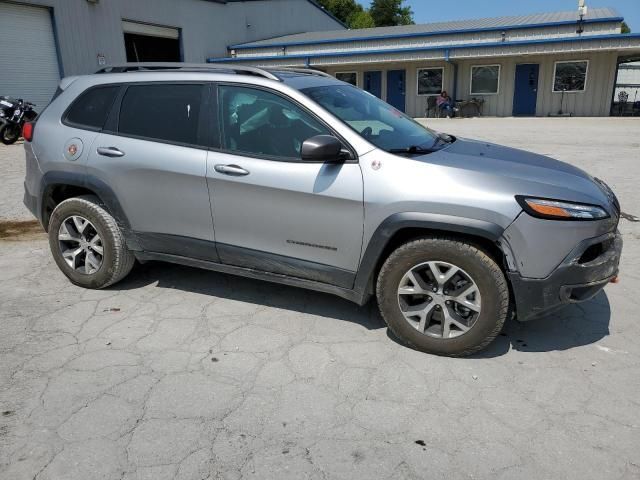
[0,124,21,145]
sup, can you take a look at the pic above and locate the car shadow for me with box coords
[113,261,386,330]
[469,290,611,358]
[114,261,611,356]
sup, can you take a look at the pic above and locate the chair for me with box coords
[426,96,440,118]
[617,91,629,116]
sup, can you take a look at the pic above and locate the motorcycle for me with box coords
[0,96,37,145]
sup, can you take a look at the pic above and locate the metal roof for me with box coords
[210,33,640,65]
[231,7,622,49]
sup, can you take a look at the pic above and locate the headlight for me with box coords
[516,196,609,220]
[0,111,5,117]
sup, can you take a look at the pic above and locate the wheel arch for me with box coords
[353,212,509,304]
[39,172,140,250]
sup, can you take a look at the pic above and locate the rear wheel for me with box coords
[48,195,135,288]
[0,124,20,145]
[376,237,509,357]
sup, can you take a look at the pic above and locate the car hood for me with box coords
[427,137,614,213]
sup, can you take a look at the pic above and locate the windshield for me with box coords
[301,84,440,152]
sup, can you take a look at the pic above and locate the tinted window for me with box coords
[471,65,500,95]
[219,85,329,160]
[336,72,357,86]
[553,61,588,92]
[65,85,119,130]
[119,84,203,145]
[417,68,443,95]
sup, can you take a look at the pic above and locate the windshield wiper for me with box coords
[387,145,436,155]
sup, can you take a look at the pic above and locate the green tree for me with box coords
[349,10,376,29]
[369,0,414,27]
[316,0,364,26]
[621,21,631,34]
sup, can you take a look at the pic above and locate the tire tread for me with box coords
[50,195,134,288]
[376,236,509,357]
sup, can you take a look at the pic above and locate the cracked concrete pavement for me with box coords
[1,118,639,479]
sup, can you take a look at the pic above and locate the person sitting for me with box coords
[436,90,457,118]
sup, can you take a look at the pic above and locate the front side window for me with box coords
[302,84,439,153]
[470,65,500,95]
[118,84,203,145]
[553,61,588,92]
[218,85,329,160]
[336,72,357,86]
[417,67,444,95]
[65,85,119,130]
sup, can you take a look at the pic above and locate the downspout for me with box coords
[444,48,458,100]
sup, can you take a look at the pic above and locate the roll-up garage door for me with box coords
[0,2,61,109]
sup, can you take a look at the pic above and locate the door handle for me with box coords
[214,164,249,176]
[97,147,125,158]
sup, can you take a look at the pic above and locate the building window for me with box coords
[417,67,444,96]
[553,60,588,92]
[336,72,357,86]
[470,65,500,95]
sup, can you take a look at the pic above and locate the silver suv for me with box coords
[23,63,622,356]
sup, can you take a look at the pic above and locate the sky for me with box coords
[359,1,640,31]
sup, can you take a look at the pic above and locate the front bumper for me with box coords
[509,230,622,321]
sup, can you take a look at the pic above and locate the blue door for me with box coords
[386,70,406,112]
[364,71,382,98]
[513,64,539,116]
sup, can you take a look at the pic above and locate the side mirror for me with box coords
[301,135,349,162]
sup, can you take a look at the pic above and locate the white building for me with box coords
[211,6,640,117]
[0,0,344,107]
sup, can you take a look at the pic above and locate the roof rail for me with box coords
[94,62,280,81]
[272,67,334,78]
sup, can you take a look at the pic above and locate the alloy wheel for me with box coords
[397,261,481,339]
[58,215,104,274]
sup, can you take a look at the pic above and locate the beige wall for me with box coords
[326,62,456,118]
[324,51,619,117]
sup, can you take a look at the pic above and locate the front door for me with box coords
[364,71,382,98]
[87,83,216,259]
[513,64,539,116]
[386,70,406,112]
[206,84,364,287]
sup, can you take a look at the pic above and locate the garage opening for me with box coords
[122,21,181,62]
[611,56,640,116]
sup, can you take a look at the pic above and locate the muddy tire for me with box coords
[48,195,135,289]
[376,236,509,357]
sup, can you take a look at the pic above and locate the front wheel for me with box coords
[376,237,510,357]
[0,124,21,145]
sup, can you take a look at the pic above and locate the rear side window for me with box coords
[118,84,203,145]
[64,85,119,130]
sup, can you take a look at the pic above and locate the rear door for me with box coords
[87,82,216,260]
[205,84,364,288]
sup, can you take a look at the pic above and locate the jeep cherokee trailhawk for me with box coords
[22,63,622,356]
